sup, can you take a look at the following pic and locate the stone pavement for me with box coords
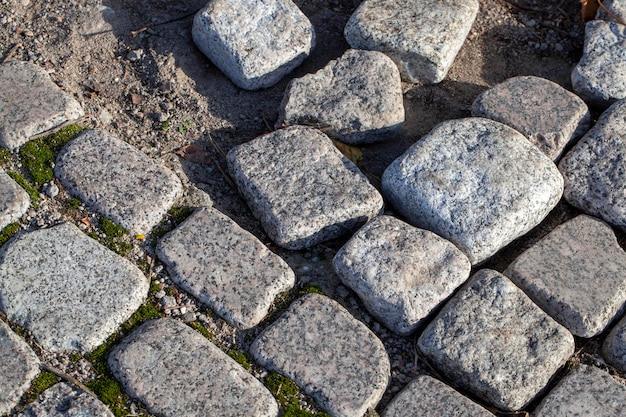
[2,0,626,416]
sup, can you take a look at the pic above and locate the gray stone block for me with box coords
[533,365,626,417]
[55,129,183,235]
[344,0,479,84]
[227,126,383,250]
[417,269,574,411]
[156,207,295,329]
[0,168,30,231]
[0,222,148,353]
[17,383,114,417]
[382,118,563,265]
[192,0,314,90]
[0,320,40,416]
[333,215,471,335]
[251,294,390,417]
[381,374,495,417]
[0,61,84,150]
[604,314,626,373]
[504,215,626,338]
[572,20,626,108]
[277,49,404,144]
[471,75,591,161]
[596,0,626,23]
[109,318,278,417]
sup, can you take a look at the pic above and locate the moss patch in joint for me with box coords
[264,372,331,417]
[0,222,20,246]
[227,349,251,371]
[0,148,12,166]
[188,321,214,341]
[20,371,59,406]
[7,171,40,205]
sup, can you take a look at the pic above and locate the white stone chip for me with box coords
[604,314,626,373]
[17,383,114,417]
[0,168,30,231]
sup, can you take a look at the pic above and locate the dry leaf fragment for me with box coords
[79,216,91,227]
[130,93,143,105]
[581,0,599,21]
[331,139,363,165]
[175,144,212,164]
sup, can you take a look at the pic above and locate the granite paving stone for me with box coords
[533,365,626,417]
[471,75,591,160]
[382,117,563,265]
[596,0,626,22]
[250,294,390,417]
[227,125,383,250]
[0,168,30,231]
[17,383,114,417]
[55,129,183,235]
[0,320,40,416]
[0,60,84,150]
[504,215,626,338]
[333,215,471,335]
[344,0,479,84]
[277,49,404,144]
[156,206,295,329]
[192,0,314,90]
[0,222,148,353]
[417,269,575,411]
[603,314,626,373]
[109,318,278,417]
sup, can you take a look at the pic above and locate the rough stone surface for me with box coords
[596,0,626,22]
[277,49,404,144]
[381,374,495,417]
[0,60,84,150]
[333,215,471,335]
[559,99,626,229]
[572,20,626,108]
[504,215,626,337]
[156,207,295,329]
[251,294,390,417]
[192,0,314,90]
[382,117,563,265]
[417,269,575,411]
[533,365,626,417]
[0,168,30,231]
[0,222,148,353]
[227,125,383,250]
[604,314,626,373]
[0,320,40,416]
[55,129,183,235]
[17,383,115,417]
[344,0,479,84]
[109,318,278,417]
[471,75,591,160]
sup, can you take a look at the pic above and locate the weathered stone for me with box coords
[572,20,626,108]
[17,383,114,417]
[156,207,295,329]
[333,215,471,335]
[559,99,626,229]
[251,294,390,417]
[0,222,148,353]
[227,126,383,250]
[344,0,479,84]
[504,215,626,337]
[417,269,575,411]
[0,168,30,230]
[533,365,626,417]
[471,75,591,160]
[55,129,183,235]
[382,118,563,264]
[596,0,626,23]
[109,318,278,417]
[277,49,404,144]
[0,320,40,416]
[192,0,314,90]
[0,61,84,150]
[604,314,626,373]
[381,374,495,417]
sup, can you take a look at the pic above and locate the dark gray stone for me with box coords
[0,168,30,231]
[17,383,114,417]
[603,314,626,373]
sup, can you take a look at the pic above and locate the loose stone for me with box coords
[17,383,114,417]
[603,314,626,373]
[0,168,30,231]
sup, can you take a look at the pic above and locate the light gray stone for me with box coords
[533,365,626,417]
[604,314,626,373]
[382,118,563,265]
[251,294,390,417]
[0,168,30,230]
[596,0,626,23]
[559,99,626,229]
[227,126,383,250]
[471,75,591,161]
[381,374,495,417]
[156,207,295,329]
[109,318,278,417]
[17,383,114,417]
[572,20,626,108]
[277,49,404,144]
[344,0,479,84]
[0,222,148,353]
[417,269,575,411]
[0,61,84,150]
[333,215,471,335]
[192,0,314,90]
[55,129,183,235]
[504,215,626,338]
[0,320,40,416]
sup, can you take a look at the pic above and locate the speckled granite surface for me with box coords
[17,383,114,417]
[0,169,30,231]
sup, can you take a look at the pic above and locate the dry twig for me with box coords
[39,363,100,400]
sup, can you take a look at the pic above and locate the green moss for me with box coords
[7,171,40,204]
[299,284,325,296]
[21,371,58,405]
[283,403,332,417]
[69,198,82,209]
[152,207,193,241]
[100,218,127,238]
[0,148,12,166]
[265,373,331,416]
[161,119,170,132]
[122,303,163,333]
[227,349,251,371]
[0,222,20,246]
[69,352,82,363]
[178,120,191,133]
[85,375,127,417]
[188,321,214,340]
